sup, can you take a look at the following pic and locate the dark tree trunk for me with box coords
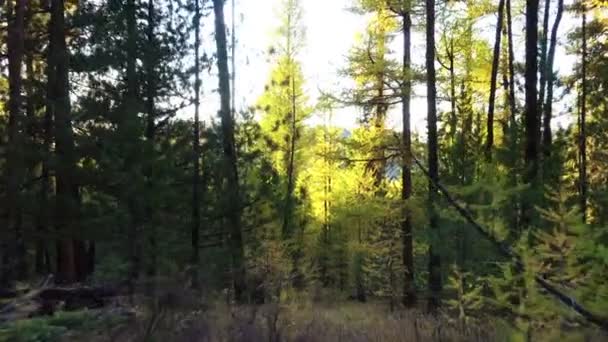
[191,0,202,290]
[579,3,587,223]
[486,0,505,161]
[125,0,141,295]
[401,8,416,308]
[48,0,81,284]
[448,39,457,149]
[425,0,441,312]
[523,0,540,226]
[506,0,517,131]
[212,0,247,303]
[4,0,27,285]
[144,0,157,293]
[542,0,564,155]
[538,0,551,124]
[24,0,50,276]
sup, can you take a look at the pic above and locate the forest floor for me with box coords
[2,294,607,341]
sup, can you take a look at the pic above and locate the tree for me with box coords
[48,0,87,284]
[3,0,27,285]
[578,0,587,223]
[425,0,441,311]
[212,0,247,302]
[386,0,416,308]
[522,0,541,228]
[485,0,505,161]
[191,0,203,290]
[541,0,564,155]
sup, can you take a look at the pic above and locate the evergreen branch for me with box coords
[411,153,608,332]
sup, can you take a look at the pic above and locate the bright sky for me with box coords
[196,0,581,134]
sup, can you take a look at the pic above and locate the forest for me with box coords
[0,0,607,340]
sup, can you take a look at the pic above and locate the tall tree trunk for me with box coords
[3,0,27,285]
[49,0,81,284]
[486,0,505,161]
[144,0,157,293]
[523,0,540,226]
[538,0,551,123]
[24,0,50,275]
[282,7,297,240]
[579,2,587,223]
[191,0,202,290]
[425,0,441,312]
[125,0,141,294]
[448,39,457,149]
[400,7,416,308]
[506,0,517,132]
[542,0,564,155]
[212,0,247,303]
[231,0,236,119]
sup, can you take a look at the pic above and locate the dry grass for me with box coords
[63,290,607,342]
[80,299,495,342]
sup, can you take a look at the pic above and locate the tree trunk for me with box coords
[523,0,540,226]
[48,0,81,284]
[191,0,202,290]
[24,0,50,276]
[506,0,517,134]
[125,0,141,294]
[212,0,247,303]
[401,8,416,308]
[448,39,457,149]
[281,7,297,240]
[538,0,551,124]
[542,0,564,155]
[144,0,157,294]
[425,0,441,312]
[231,0,236,119]
[579,2,587,223]
[4,0,27,285]
[485,0,505,161]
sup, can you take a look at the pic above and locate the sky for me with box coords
[196,0,581,134]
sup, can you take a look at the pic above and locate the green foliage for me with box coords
[0,310,118,342]
[445,266,484,326]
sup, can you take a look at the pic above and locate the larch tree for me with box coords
[386,0,416,308]
[257,0,311,287]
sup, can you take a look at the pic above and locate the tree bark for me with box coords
[485,0,505,161]
[4,0,27,286]
[281,6,298,240]
[538,0,551,124]
[48,0,82,284]
[425,0,441,312]
[523,0,540,226]
[506,0,517,132]
[542,0,564,155]
[400,7,416,307]
[144,0,157,293]
[212,0,247,303]
[125,0,141,294]
[579,2,587,223]
[191,0,202,290]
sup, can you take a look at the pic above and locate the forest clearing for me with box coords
[1,0,608,340]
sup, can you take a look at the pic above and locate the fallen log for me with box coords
[0,284,127,323]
